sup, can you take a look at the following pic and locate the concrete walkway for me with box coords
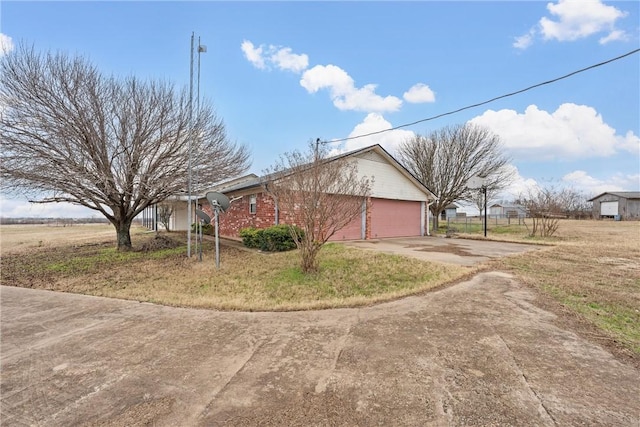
[2,272,638,426]
[343,235,542,266]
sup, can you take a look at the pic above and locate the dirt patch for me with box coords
[409,243,475,257]
[138,234,182,252]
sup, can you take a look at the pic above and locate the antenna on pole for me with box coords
[187,32,194,258]
[187,32,207,259]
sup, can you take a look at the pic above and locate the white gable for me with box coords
[352,151,429,201]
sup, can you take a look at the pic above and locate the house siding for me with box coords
[353,153,428,202]
[168,145,436,237]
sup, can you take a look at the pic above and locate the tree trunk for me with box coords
[114,219,133,251]
[300,242,321,273]
[431,209,439,232]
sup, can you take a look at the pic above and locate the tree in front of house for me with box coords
[264,140,371,273]
[157,203,178,232]
[0,44,250,250]
[397,123,512,231]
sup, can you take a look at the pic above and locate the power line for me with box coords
[329,48,640,144]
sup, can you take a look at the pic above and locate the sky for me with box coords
[1,0,639,217]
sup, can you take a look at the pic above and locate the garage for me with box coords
[370,198,422,239]
[331,213,364,241]
[589,192,640,220]
[600,201,618,217]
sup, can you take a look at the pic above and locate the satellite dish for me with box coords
[195,209,211,224]
[206,192,230,212]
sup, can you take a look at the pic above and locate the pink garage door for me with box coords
[370,198,422,238]
[330,214,363,241]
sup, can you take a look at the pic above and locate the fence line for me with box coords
[444,215,527,232]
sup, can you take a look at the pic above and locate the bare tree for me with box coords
[157,203,176,232]
[0,45,250,250]
[264,140,371,273]
[397,123,512,231]
[519,185,566,237]
[558,188,592,219]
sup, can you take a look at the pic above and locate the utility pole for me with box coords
[187,32,194,258]
[187,32,207,258]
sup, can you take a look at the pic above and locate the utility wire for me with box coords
[329,48,640,144]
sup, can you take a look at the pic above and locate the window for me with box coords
[249,194,257,214]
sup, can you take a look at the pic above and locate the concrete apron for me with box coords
[1,271,638,426]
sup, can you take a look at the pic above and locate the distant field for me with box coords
[0,223,145,254]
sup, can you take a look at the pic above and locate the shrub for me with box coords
[239,227,262,248]
[239,224,304,252]
[191,223,214,235]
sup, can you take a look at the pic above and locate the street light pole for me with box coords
[483,185,488,237]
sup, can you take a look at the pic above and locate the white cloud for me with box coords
[562,170,639,196]
[241,40,266,69]
[599,29,628,45]
[0,33,14,56]
[513,29,536,50]
[270,47,308,73]
[300,65,402,113]
[540,0,627,42]
[241,40,308,73]
[514,0,629,49]
[501,165,540,199]
[617,131,640,155]
[333,113,414,153]
[470,103,639,160]
[403,83,436,104]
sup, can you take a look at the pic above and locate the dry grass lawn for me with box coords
[0,223,122,253]
[0,225,469,311]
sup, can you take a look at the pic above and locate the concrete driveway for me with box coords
[2,272,638,426]
[343,236,542,266]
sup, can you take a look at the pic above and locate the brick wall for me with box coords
[201,192,277,238]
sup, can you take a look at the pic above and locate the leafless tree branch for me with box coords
[264,140,371,273]
[1,44,250,249]
[397,123,511,231]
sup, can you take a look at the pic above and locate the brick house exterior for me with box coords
[194,144,436,241]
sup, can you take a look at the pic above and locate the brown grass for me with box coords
[0,223,121,254]
[0,226,469,311]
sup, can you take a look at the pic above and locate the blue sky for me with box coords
[1,0,639,217]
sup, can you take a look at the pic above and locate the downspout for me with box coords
[427,197,439,236]
[425,200,430,236]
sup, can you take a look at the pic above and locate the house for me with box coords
[489,203,527,218]
[440,203,458,220]
[197,144,437,240]
[588,192,640,220]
